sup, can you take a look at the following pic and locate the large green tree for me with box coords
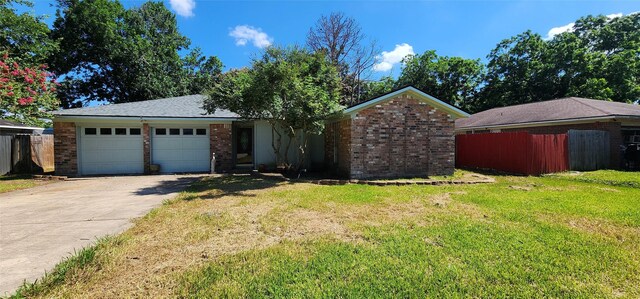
[480,13,640,110]
[0,0,57,63]
[205,47,342,171]
[50,0,222,107]
[397,50,485,112]
[478,31,555,110]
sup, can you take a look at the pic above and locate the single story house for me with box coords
[0,119,44,135]
[456,97,640,168]
[52,86,469,178]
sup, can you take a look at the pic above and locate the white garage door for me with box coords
[80,127,144,175]
[152,127,210,173]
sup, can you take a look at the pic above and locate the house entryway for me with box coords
[235,126,253,168]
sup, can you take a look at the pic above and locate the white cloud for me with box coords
[545,12,628,40]
[229,25,273,48]
[545,22,575,40]
[373,43,415,72]
[169,0,195,17]
[606,13,623,19]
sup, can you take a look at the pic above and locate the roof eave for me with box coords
[0,125,43,130]
[454,115,640,132]
[53,115,239,122]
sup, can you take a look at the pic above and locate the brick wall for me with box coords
[143,123,150,174]
[347,94,455,179]
[53,122,77,176]
[324,119,351,177]
[500,121,623,169]
[210,124,233,172]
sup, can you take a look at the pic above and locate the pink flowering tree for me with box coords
[0,52,59,126]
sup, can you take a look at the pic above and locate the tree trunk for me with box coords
[270,121,283,166]
[282,126,294,171]
[295,132,308,173]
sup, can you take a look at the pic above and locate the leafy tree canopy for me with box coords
[50,0,222,107]
[479,13,640,110]
[0,0,57,63]
[397,50,485,112]
[365,12,639,113]
[205,47,341,170]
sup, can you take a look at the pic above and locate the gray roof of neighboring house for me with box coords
[456,97,640,129]
[0,119,42,129]
[53,94,239,119]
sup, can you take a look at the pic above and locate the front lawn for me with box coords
[14,171,640,298]
[0,175,50,193]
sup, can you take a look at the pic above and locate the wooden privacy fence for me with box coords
[0,136,11,175]
[0,135,54,175]
[456,132,569,175]
[568,130,610,171]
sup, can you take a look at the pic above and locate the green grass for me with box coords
[0,175,48,193]
[11,236,116,299]
[552,170,640,188]
[15,171,640,298]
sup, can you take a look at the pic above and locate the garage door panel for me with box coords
[181,149,208,160]
[152,127,210,173]
[80,127,144,175]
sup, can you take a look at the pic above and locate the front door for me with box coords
[236,127,253,166]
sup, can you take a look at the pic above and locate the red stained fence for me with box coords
[456,132,569,175]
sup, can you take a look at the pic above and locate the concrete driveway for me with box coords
[0,175,202,296]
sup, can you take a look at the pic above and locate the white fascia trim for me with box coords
[454,116,623,132]
[343,86,470,118]
[53,115,237,123]
[0,125,43,130]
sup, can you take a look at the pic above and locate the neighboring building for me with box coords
[52,86,468,178]
[456,97,640,168]
[0,119,44,135]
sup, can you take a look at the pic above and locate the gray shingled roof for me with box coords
[53,94,239,119]
[456,97,640,129]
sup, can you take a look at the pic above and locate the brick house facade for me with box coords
[52,87,467,177]
[210,123,233,171]
[53,121,78,175]
[325,89,466,179]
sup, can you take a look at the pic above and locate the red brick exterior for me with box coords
[143,123,151,174]
[497,121,623,169]
[53,122,77,176]
[210,124,233,172]
[325,94,456,179]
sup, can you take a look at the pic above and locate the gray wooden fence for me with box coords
[0,135,54,175]
[568,130,610,171]
[0,136,11,175]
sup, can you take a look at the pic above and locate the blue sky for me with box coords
[26,0,640,78]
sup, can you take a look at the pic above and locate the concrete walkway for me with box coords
[0,175,202,296]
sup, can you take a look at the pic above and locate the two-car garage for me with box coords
[77,125,210,175]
